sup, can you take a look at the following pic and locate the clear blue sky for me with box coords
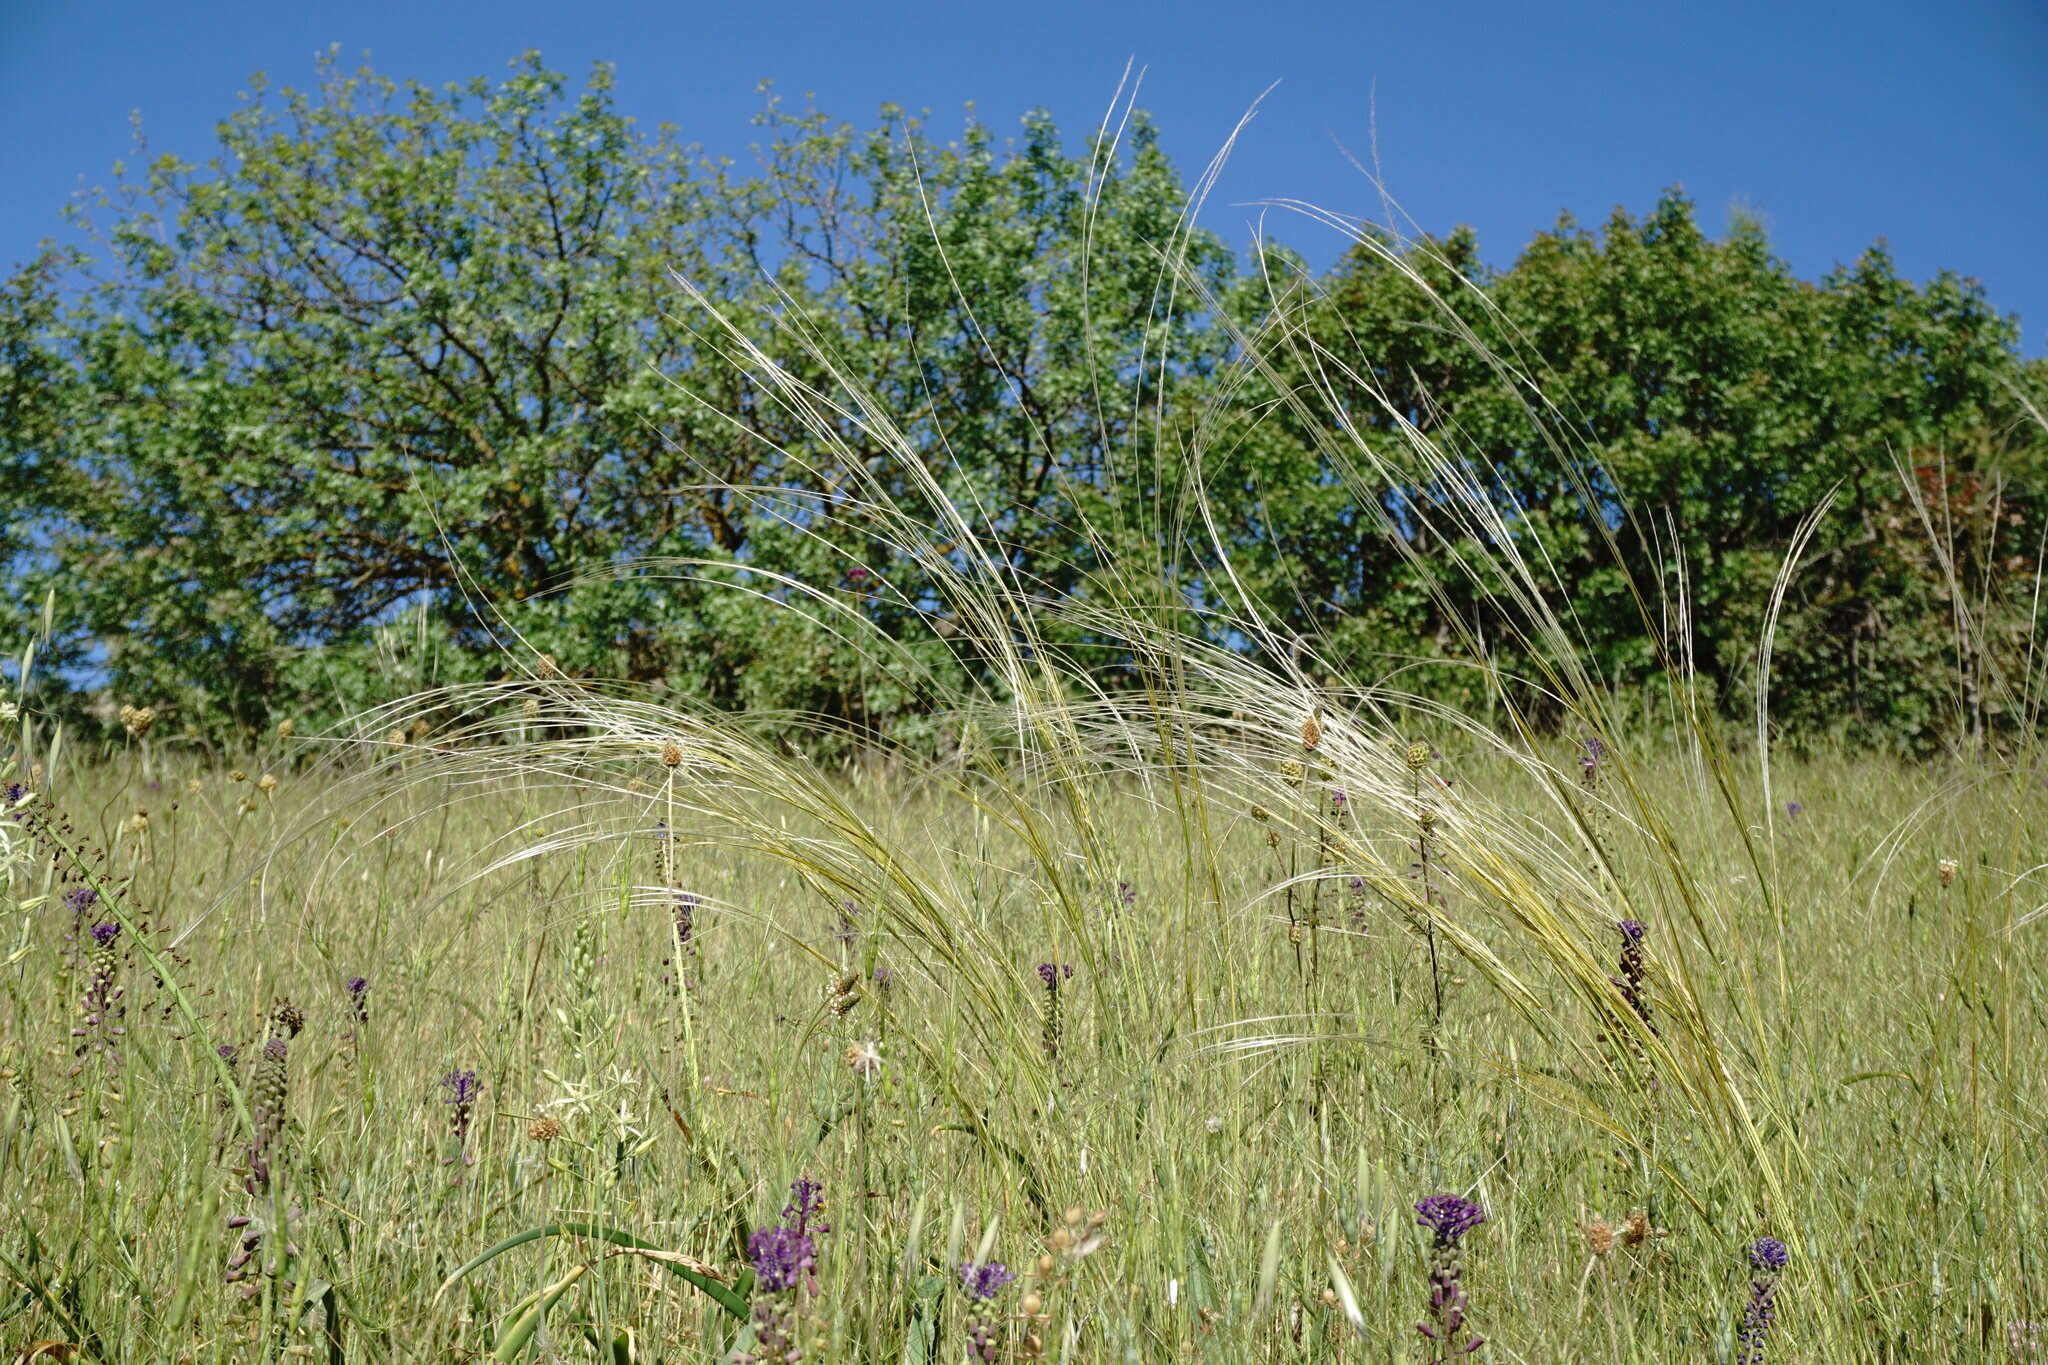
[3,0,2043,350]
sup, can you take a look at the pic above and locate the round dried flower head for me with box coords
[275,718,295,740]
[185,777,203,794]
[1620,1209,1660,1248]
[120,704,158,737]
[658,740,683,768]
[1580,1216,1616,1256]
[1249,803,1270,822]
[384,728,407,748]
[1277,758,1305,786]
[408,718,431,742]
[844,1040,882,1080]
[229,769,247,782]
[123,810,150,835]
[520,697,541,718]
[1300,712,1322,751]
[256,773,278,795]
[527,1115,562,1142]
[1405,740,1433,771]
[1414,1194,1487,1245]
[1938,858,1959,888]
[1748,1237,1789,1272]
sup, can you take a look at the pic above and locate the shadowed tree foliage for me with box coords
[1,54,2040,752]
[1209,196,2043,749]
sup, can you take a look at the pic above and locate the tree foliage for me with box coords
[2,53,2040,752]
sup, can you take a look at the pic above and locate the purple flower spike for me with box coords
[1617,919,1645,943]
[1415,1194,1487,1246]
[1738,1237,1790,1362]
[1784,800,1804,818]
[748,1225,817,1293]
[959,1260,1016,1300]
[66,886,100,913]
[1748,1237,1789,1272]
[1035,962,1073,990]
[783,1176,829,1237]
[440,1069,481,1106]
[90,922,120,947]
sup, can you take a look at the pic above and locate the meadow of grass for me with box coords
[3,184,2045,1364]
[1,694,2043,1362]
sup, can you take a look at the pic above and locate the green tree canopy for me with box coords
[3,53,2040,753]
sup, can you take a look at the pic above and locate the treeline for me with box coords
[2,53,2042,752]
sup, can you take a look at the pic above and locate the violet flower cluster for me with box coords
[1737,1237,1789,1363]
[743,1177,829,1361]
[1414,1195,1486,1361]
[959,1260,1016,1361]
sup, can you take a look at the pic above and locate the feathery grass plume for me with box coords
[1414,1194,1486,1360]
[1737,1236,1789,1363]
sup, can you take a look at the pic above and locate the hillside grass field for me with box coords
[3,83,2046,1358]
[2,709,2043,1362]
